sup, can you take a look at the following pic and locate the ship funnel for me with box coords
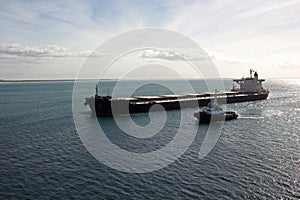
[254,71,258,79]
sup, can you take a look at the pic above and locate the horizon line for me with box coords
[1,77,299,83]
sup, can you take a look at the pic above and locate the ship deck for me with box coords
[107,92,264,105]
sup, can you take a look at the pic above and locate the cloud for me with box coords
[139,48,249,64]
[0,43,106,58]
[204,49,252,64]
[139,49,191,61]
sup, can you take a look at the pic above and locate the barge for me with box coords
[84,70,269,117]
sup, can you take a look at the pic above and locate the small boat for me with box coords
[194,90,238,124]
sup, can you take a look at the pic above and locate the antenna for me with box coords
[213,89,218,106]
[95,84,98,96]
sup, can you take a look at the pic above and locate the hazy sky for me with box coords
[1,0,300,79]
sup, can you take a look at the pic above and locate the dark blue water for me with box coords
[0,80,299,199]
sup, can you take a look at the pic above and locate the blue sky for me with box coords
[1,0,300,79]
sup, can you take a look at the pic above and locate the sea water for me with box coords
[0,79,299,199]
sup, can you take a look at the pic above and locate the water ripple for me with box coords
[0,80,299,199]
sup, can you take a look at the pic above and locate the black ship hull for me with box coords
[84,92,269,117]
[194,111,238,124]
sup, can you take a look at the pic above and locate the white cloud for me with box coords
[0,43,106,58]
[204,49,252,64]
[139,48,249,64]
[139,49,196,61]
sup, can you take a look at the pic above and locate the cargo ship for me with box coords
[84,70,269,117]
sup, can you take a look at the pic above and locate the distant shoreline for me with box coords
[0,78,223,83]
[0,79,114,83]
[0,77,298,83]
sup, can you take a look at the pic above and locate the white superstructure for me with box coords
[232,70,266,93]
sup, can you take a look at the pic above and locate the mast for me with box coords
[95,84,98,96]
[213,89,218,106]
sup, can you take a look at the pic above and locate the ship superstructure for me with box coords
[232,69,267,93]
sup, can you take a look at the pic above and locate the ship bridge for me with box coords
[232,70,266,93]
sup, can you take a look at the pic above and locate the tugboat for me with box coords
[194,90,238,124]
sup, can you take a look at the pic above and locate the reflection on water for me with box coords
[0,79,299,199]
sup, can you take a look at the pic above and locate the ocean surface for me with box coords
[0,79,299,199]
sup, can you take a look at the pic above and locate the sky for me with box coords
[0,0,300,79]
